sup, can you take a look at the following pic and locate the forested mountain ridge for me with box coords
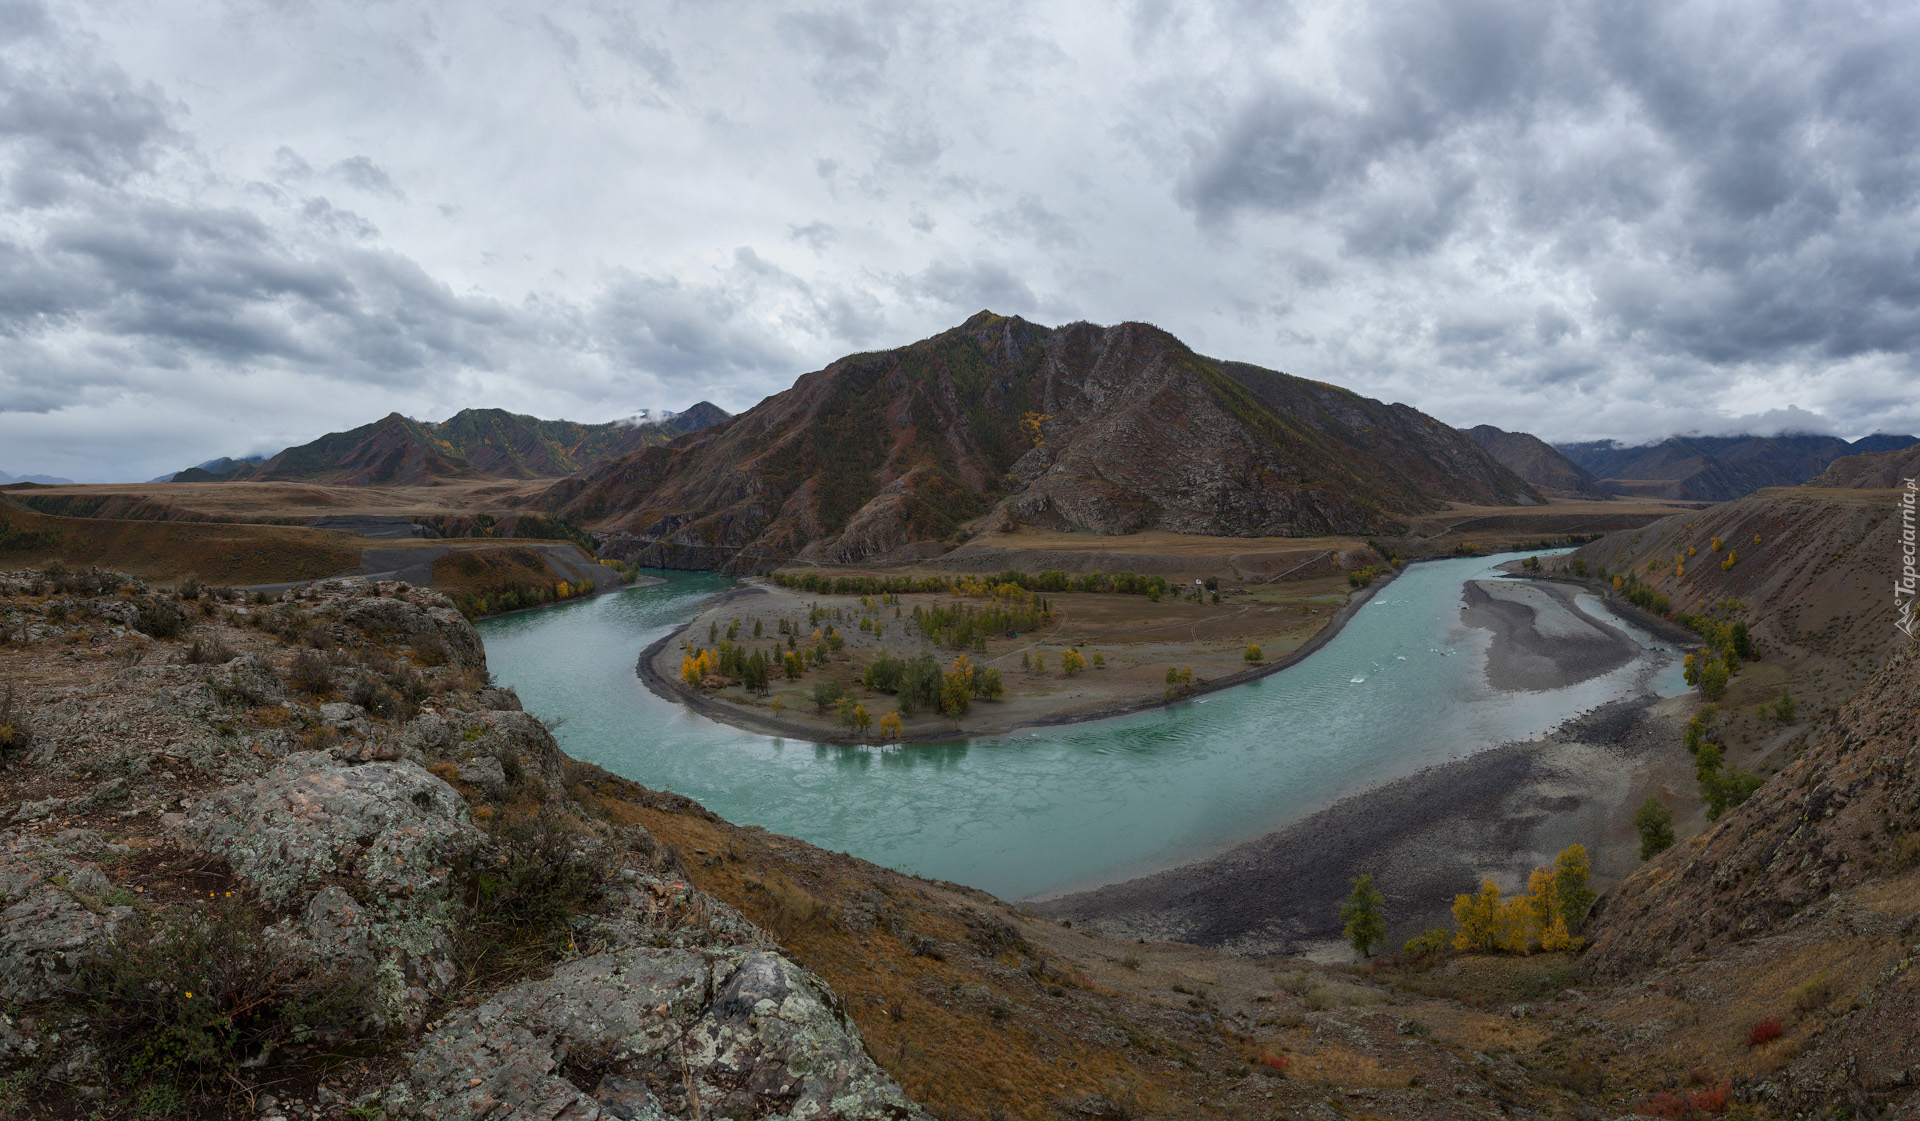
[168,405,729,485]
[540,312,1541,572]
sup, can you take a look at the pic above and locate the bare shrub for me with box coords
[288,650,333,695]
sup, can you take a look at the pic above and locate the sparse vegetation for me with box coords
[76,896,377,1116]
[454,810,612,988]
[288,649,334,695]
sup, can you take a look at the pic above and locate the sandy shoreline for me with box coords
[634,568,1400,745]
[1031,576,1699,957]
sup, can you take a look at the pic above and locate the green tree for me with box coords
[1339,875,1387,959]
[1633,798,1675,861]
[1704,767,1763,820]
[1774,687,1795,723]
[1552,845,1596,932]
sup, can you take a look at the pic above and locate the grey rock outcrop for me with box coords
[387,947,924,1121]
[176,751,479,909]
[174,752,481,1026]
[0,848,130,1002]
[335,590,484,670]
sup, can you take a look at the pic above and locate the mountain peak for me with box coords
[539,314,1538,573]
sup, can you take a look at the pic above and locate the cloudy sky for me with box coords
[3,0,1917,481]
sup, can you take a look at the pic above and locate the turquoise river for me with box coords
[476,552,1686,901]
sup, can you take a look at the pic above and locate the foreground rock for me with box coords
[391,948,923,1121]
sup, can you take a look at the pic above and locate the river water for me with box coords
[476,553,1685,901]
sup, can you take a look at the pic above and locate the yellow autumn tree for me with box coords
[1495,896,1533,954]
[1540,910,1575,952]
[851,704,872,734]
[941,655,974,717]
[1061,649,1086,675]
[1452,879,1502,952]
[877,711,903,739]
[1523,866,1559,944]
[1019,411,1052,447]
[680,648,716,687]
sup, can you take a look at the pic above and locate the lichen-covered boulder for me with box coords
[176,754,481,1028]
[387,947,925,1121]
[336,593,483,670]
[209,653,286,706]
[175,751,479,908]
[0,848,130,1002]
[438,710,567,800]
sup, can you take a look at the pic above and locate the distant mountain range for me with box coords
[167,405,729,485]
[0,469,75,485]
[1555,433,1918,502]
[538,312,1541,571]
[1463,426,1610,498]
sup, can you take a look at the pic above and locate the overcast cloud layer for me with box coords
[2,0,1917,481]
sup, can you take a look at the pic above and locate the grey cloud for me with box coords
[900,258,1038,317]
[983,195,1083,251]
[271,146,312,183]
[331,155,402,199]
[591,269,797,399]
[1174,0,1920,420]
[777,7,895,99]
[7,0,1920,475]
[789,221,837,250]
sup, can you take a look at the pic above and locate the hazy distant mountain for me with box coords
[0,469,75,485]
[167,406,729,486]
[1463,426,1611,498]
[1554,433,1918,501]
[541,312,1540,572]
[1805,443,1920,488]
[161,456,265,482]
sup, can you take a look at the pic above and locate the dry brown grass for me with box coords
[0,500,360,584]
[7,478,549,522]
[567,777,1252,1121]
[429,545,568,598]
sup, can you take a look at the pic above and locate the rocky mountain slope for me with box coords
[1806,442,1920,488]
[1557,433,1917,502]
[1465,425,1611,498]
[1583,645,1920,978]
[1569,645,1920,1107]
[1567,489,1906,706]
[171,405,729,485]
[543,312,1540,573]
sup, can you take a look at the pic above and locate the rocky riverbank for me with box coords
[1034,574,1697,955]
